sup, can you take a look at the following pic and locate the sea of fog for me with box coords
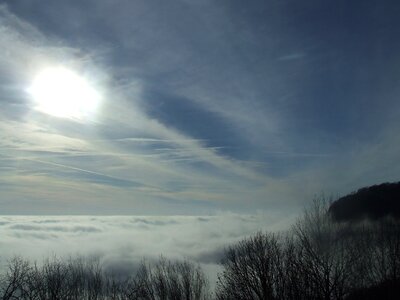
[0,213,294,287]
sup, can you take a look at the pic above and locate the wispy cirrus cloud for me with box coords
[0,14,269,215]
[1,1,400,215]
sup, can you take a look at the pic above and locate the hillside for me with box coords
[329,182,400,221]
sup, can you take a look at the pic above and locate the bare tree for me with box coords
[292,197,364,300]
[215,232,285,300]
[136,257,210,300]
[0,256,31,300]
[371,218,400,284]
[0,255,209,300]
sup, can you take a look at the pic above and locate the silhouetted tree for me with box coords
[0,256,209,300]
[292,198,363,300]
[136,257,210,300]
[215,232,286,300]
[0,256,31,300]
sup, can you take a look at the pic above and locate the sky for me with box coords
[1,0,400,216]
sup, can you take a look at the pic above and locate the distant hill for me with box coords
[329,182,400,221]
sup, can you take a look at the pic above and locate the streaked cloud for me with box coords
[0,1,399,215]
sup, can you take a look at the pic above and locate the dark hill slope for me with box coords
[329,182,400,221]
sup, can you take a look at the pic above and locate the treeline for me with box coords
[216,199,400,300]
[0,256,210,300]
[1,198,400,299]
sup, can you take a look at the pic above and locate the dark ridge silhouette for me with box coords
[346,279,400,300]
[329,182,400,221]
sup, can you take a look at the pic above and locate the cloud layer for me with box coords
[0,214,294,286]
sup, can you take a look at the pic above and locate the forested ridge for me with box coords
[329,182,400,221]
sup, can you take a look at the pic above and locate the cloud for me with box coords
[0,3,280,215]
[277,53,306,61]
[0,214,291,257]
[9,224,103,233]
[0,214,292,287]
[1,1,400,216]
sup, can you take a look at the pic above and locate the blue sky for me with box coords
[0,0,400,215]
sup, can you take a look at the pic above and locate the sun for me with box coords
[28,66,101,121]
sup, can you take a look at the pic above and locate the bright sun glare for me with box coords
[28,66,101,120]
